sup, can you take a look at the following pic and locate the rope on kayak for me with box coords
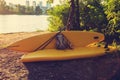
[33,26,73,51]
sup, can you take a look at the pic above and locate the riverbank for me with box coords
[0,31,120,80]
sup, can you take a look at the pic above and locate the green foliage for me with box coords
[105,0,120,29]
[47,0,53,3]
[48,16,64,31]
[80,0,108,32]
[48,4,69,19]
[47,3,69,31]
[103,0,120,44]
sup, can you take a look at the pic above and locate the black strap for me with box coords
[33,32,60,51]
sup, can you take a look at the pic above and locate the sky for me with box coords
[5,0,27,5]
[5,0,60,6]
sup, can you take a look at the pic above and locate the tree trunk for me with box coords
[67,0,81,30]
[75,0,81,30]
[66,0,75,30]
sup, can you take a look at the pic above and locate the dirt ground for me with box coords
[0,32,47,80]
[0,31,120,80]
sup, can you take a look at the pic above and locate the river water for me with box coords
[0,15,49,33]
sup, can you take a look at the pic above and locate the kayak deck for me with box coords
[8,31,104,52]
[21,47,117,62]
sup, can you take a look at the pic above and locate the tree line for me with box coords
[0,0,43,15]
[47,0,120,45]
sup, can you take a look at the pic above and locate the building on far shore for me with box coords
[26,0,29,7]
[32,1,36,11]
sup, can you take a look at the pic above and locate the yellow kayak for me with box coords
[8,31,104,52]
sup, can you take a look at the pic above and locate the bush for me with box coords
[47,4,69,31]
[48,16,64,31]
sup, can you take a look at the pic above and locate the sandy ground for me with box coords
[0,31,120,80]
[0,32,47,80]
